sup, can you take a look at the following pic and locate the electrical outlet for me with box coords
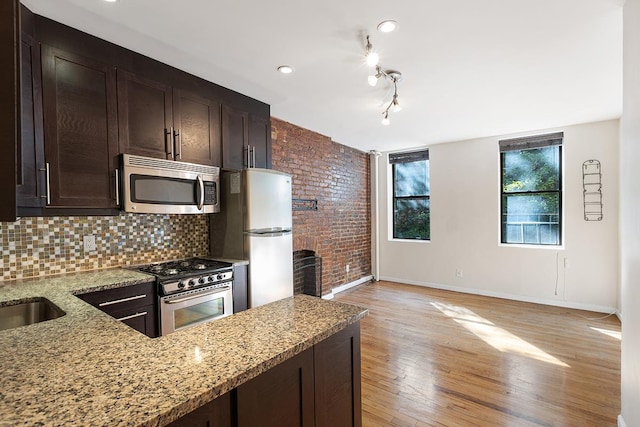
[346,264,350,273]
[83,235,97,252]
[455,269,463,278]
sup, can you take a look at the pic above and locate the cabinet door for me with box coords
[167,393,232,427]
[41,45,118,208]
[17,34,45,208]
[117,69,173,160]
[173,89,220,166]
[237,348,315,427]
[221,104,248,170]
[232,264,248,313]
[112,304,157,338]
[314,323,362,427]
[248,114,271,169]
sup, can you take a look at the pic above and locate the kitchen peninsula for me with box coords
[0,269,367,426]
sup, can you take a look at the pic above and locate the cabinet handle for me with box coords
[246,145,251,169]
[116,311,148,322]
[45,162,51,205]
[98,294,147,307]
[165,127,174,159]
[251,146,256,168]
[38,165,47,200]
[114,168,120,206]
[174,129,182,160]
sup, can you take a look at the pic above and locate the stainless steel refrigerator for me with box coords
[209,168,293,308]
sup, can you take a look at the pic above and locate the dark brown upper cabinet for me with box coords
[17,33,45,209]
[0,0,20,222]
[118,70,220,166]
[248,114,271,169]
[221,104,271,170]
[40,44,119,211]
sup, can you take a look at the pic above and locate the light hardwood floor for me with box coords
[335,281,621,427]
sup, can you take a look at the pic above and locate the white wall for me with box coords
[620,1,640,425]
[376,120,619,312]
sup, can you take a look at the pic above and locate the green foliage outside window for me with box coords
[393,159,430,240]
[501,145,562,245]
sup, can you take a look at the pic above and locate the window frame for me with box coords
[499,133,563,247]
[390,150,430,241]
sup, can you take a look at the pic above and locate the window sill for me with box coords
[498,243,564,250]
[390,238,431,243]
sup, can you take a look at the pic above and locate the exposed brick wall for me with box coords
[271,118,371,296]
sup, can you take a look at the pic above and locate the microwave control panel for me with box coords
[203,181,217,204]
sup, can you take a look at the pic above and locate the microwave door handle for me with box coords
[197,175,205,210]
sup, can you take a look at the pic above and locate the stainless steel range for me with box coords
[134,258,233,336]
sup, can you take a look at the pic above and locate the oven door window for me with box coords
[173,297,225,330]
[131,175,197,205]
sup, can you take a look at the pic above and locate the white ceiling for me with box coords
[21,0,624,153]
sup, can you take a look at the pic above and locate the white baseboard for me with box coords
[618,414,627,427]
[378,276,617,314]
[322,275,374,300]
[616,311,623,323]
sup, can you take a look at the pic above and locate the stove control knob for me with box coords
[198,277,205,285]
[188,279,196,288]
[208,275,215,282]
[177,281,185,289]
[217,274,223,281]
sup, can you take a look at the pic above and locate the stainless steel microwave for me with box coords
[121,154,220,214]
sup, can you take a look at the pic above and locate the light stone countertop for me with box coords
[0,269,368,427]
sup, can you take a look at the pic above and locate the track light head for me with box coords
[381,111,390,126]
[365,35,379,66]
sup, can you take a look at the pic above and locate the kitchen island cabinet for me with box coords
[0,269,367,427]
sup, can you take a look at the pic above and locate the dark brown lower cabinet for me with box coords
[77,281,158,338]
[169,322,362,427]
[167,393,232,427]
[237,348,315,427]
[314,323,362,427]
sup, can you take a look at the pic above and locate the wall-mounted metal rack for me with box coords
[582,160,603,221]
[292,198,318,211]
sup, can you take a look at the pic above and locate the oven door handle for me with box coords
[164,286,231,304]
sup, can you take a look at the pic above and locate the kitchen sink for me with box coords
[0,298,65,331]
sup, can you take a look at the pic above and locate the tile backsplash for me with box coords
[0,213,209,282]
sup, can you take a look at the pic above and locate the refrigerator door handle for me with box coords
[247,227,292,234]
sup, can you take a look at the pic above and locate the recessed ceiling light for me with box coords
[103,0,119,2]
[277,65,294,74]
[377,20,397,33]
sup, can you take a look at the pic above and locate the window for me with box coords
[500,132,563,245]
[390,150,430,240]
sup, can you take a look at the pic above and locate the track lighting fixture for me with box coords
[363,31,404,125]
